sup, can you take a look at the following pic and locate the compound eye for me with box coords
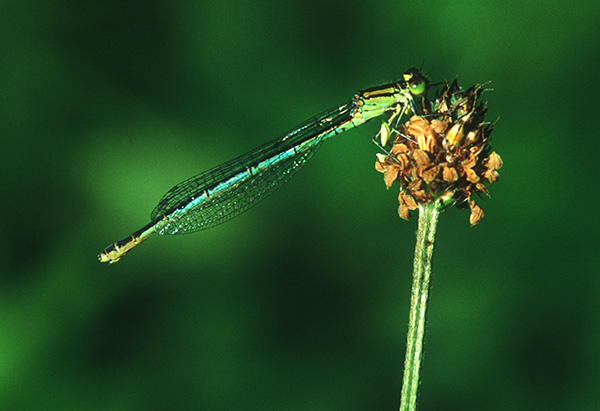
[409,77,427,96]
[403,68,428,96]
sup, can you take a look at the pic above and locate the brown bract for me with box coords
[375,80,502,225]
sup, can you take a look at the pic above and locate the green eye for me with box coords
[409,78,427,95]
[402,68,428,96]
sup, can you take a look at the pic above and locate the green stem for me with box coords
[399,202,440,411]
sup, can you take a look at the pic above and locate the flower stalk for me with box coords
[399,202,440,411]
[374,72,502,410]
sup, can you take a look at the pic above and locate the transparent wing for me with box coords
[151,102,355,235]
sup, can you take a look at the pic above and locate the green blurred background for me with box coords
[2,0,599,409]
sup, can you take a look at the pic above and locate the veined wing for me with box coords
[150,101,359,235]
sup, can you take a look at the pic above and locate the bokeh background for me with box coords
[2,0,599,409]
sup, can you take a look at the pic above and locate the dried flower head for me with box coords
[375,78,502,224]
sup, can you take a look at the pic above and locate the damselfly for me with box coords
[99,68,428,263]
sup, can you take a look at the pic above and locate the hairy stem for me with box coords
[399,202,440,411]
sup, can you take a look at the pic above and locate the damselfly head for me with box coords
[403,68,428,96]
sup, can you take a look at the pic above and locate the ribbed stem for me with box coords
[399,202,440,411]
